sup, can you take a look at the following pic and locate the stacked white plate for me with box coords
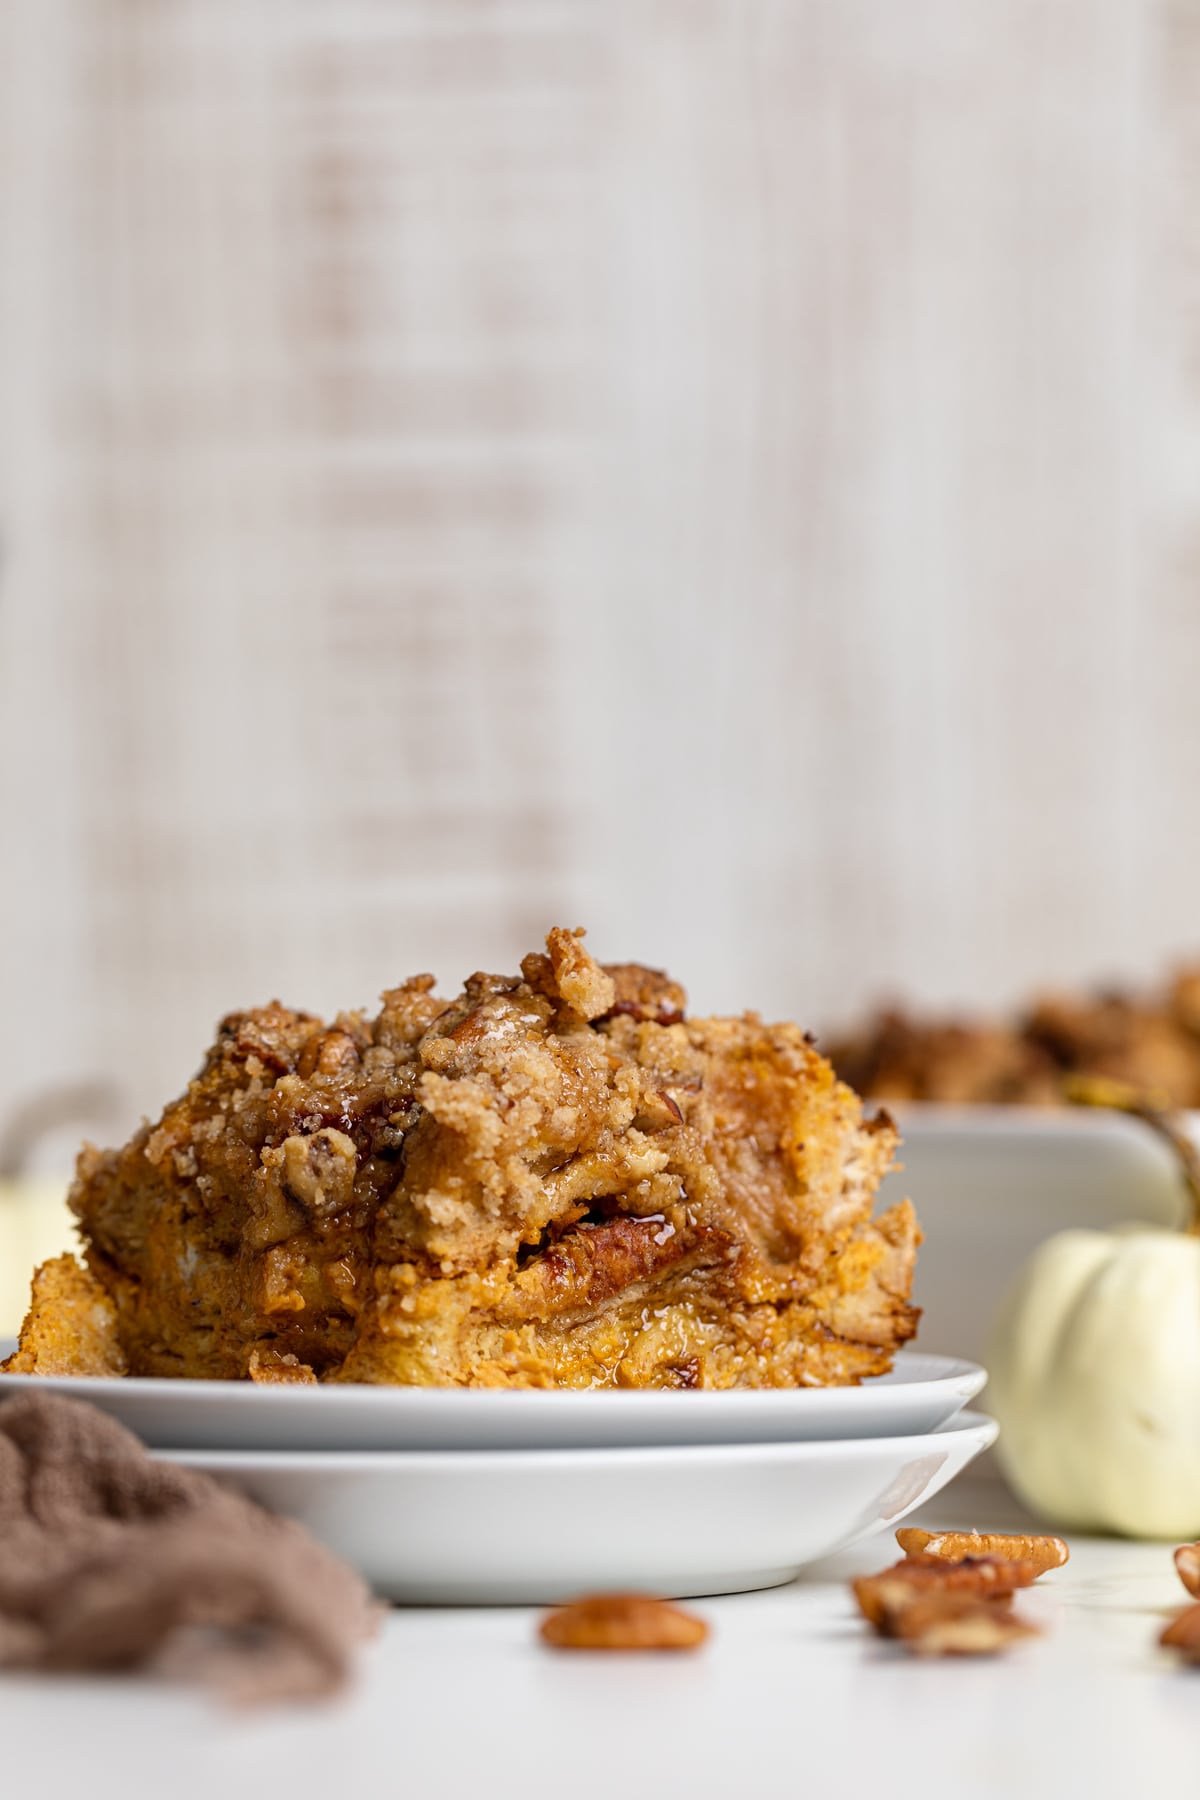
[0,1353,995,1603]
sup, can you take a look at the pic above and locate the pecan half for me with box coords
[887,1592,1037,1657]
[1175,1543,1200,1599]
[1160,1603,1200,1661]
[896,1529,1069,1574]
[539,1593,708,1652]
[853,1555,1036,1627]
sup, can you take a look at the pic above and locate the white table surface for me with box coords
[2,1476,1192,1800]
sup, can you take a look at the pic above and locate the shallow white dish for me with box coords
[881,1105,1199,1367]
[159,1409,998,1604]
[0,1349,985,1452]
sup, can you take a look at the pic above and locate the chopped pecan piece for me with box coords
[296,1029,361,1080]
[247,1347,318,1384]
[1160,1603,1200,1660]
[597,963,687,1026]
[279,1128,359,1222]
[896,1528,1069,1574]
[1174,1543,1200,1599]
[539,1593,708,1651]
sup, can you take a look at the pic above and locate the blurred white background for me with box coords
[2,0,1199,1152]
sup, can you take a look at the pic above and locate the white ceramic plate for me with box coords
[160,1410,997,1604]
[0,1349,985,1452]
[880,1105,1199,1367]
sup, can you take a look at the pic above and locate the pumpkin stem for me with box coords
[1064,1074,1200,1235]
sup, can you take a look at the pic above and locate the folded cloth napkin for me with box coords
[0,1390,377,1702]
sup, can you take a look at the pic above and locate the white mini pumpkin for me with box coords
[988,1083,1200,1540]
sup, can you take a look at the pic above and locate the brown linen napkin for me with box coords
[0,1390,377,1702]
